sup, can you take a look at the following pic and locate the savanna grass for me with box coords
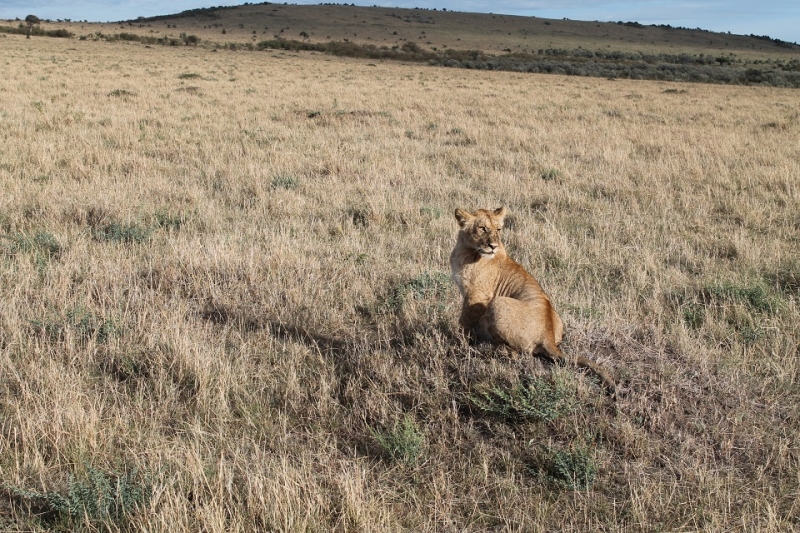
[0,33,798,532]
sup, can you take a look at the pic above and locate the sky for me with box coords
[1,1,798,44]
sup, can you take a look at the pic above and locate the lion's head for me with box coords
[454,206,507,257]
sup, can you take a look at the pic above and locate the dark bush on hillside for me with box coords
[117,32,142,41]
[0,25,73,38]
[243,38,800,88]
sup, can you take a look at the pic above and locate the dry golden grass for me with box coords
[1,33,799,531]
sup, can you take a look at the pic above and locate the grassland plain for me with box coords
[0,32,799,531]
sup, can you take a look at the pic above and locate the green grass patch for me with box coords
[4,465,151,528]
[699,282,782,314]
[30,306,119,344]
[764,258,800,296]
[468,374,578,424]
[2,231,62,259]
[2,231,63,273]
[270,175,300,190]
[682,302,705,329]
[419,205,442,220]
[673,280,782,344]
[93,221,153,244]
[385,271,451,311]
[541,168,561,181]
[673,280,784,321]
[108,89,137,98]
[540,441,598,491]
[344,207,371,228]
[371,415,425,465]
[152,210,189,232]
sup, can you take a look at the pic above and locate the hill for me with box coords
[9,2,800,59]
[126,3,798,59]
[8,3,799,87]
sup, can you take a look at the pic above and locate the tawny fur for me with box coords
[450,206,615,393]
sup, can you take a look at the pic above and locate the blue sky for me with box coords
[1,1,798,44]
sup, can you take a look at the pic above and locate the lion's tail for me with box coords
[542,341,616,396]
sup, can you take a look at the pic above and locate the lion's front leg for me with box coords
[459,300,488,340]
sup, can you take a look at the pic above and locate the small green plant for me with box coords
[385,271,451,311]
[544,442,598,490]
[2,231,62,259]
[108,89,136,98]
[93,221,153,244]
[469,374,578,423]
[270,175,299,190]
[30,306,119,344]
[153,210,188,231]
[4,465,151,527]
[345,207,370,228]
[3,231,62,273]
[541,168,560,181]
[736,321,764,345]
[682,302,705,329]
[372,415,425,465]
[764,259,800,296]
[700,282,782,314]
[419,205,442,219]
[178,72,202,79]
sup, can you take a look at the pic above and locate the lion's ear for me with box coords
[493,206,507,221]
[454,208,471,228]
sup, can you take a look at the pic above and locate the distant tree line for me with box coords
[0,22,72,38]
[254,39,800,88]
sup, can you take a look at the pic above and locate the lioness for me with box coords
[450,206,615,393]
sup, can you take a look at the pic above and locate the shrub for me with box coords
[2,231,62,259]
[371,415,425,465]
[469,374,578,423]
[541,168,560,181]
[270,175,299,190]
[4,465,151,527]
[153,210,188,231]
[108,89,136,97]
[345,207,371,228]
[544,442,598,490]
[764,259,800,296]
[30,306,119,344]
[116,32,141,41]
[682,302,705,329]
[0,25,73,38]
[93,221,153,244]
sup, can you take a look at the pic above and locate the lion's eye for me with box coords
[479,226,487,233]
